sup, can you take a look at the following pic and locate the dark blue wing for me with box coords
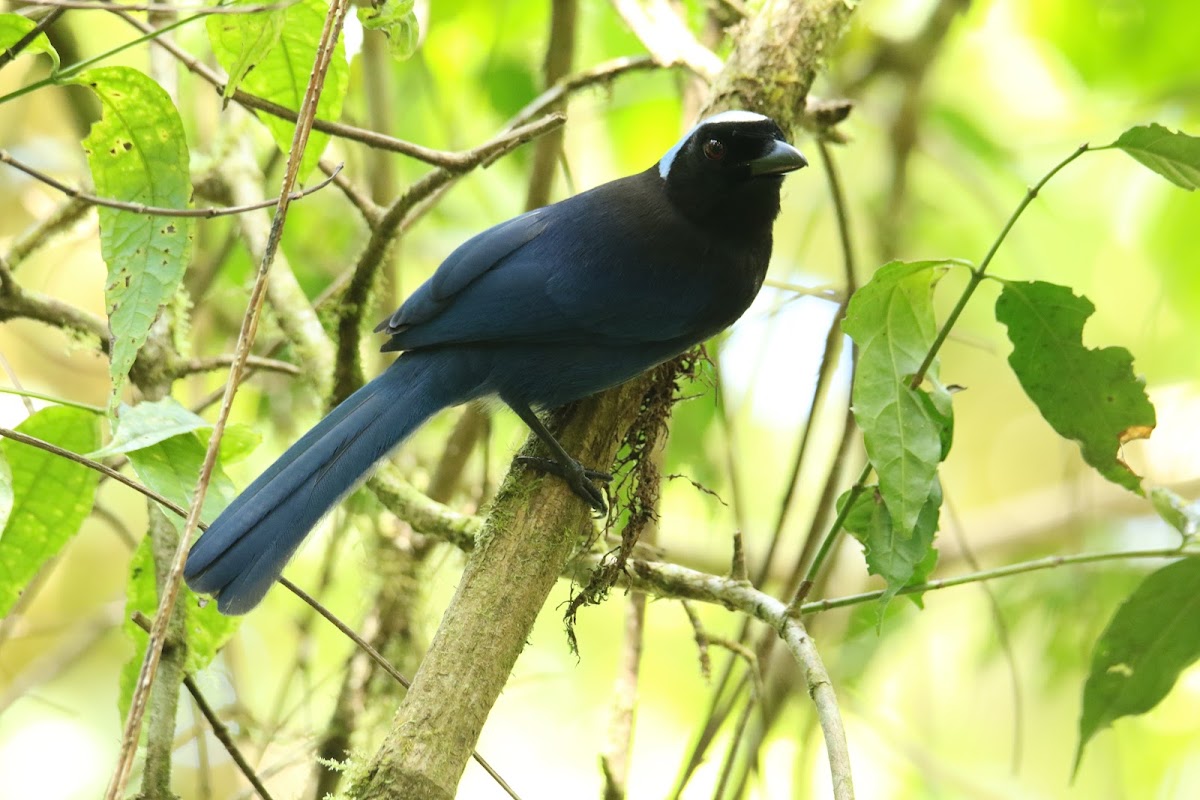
[375,208,550,339]
[377,171,761,353]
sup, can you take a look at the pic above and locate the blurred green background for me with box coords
[1,0,1198,797]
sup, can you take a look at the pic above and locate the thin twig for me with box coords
[318,157,382,225]
[171,354,301,378]
[506,55,661,130]
[0,256,110,349]
[114,9,561,169]
[0,149,342,217]
[0,352,36,415]
[104,1,353,796]
[279,579,523,800]
[523,0,577,211]
[3,197,91,271]
[130,613,277,800]
[602,567,646,799]
[0,425,182,509]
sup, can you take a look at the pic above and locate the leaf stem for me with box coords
[0,11,211,107]
[798,143,1094,598]
[792,463,871,608]
[801,545,1195,614]
[0,386,104,413]
[910,143,1091,385]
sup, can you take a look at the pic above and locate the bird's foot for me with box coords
[516,455,612,515]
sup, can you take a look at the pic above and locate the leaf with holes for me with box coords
[1075,557,1200,774]
[208,0,348,180]
[995,281,1155,494]
[1109,124,1200,191]
[69,67,194,414]
[0,407,100,616]
[844,260,952,537]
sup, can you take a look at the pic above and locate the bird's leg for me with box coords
[507,401,611,515]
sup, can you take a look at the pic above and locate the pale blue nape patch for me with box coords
[657,110,770,180]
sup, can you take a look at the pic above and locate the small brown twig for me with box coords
[3,197,91,271]
[170,354,301,378]
[0,255,110,350]
[112,9,559,170]
[279,578,523,800]
[0,149,342,217]
[505,55,661,131]
[129,612,277,800]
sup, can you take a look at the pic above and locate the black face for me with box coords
[658,111,807,234]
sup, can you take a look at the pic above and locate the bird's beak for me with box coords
[748,139,808,177]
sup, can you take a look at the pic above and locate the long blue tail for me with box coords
[185,353,479,614]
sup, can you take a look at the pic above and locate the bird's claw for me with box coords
[516,455,611,516]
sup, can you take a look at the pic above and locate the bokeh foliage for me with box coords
[0,0,1198,798]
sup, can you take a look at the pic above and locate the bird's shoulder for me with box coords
[375,170,673,338]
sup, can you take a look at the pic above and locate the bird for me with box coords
[184,110,807,614]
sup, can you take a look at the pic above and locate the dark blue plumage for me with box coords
[185,111,806,614]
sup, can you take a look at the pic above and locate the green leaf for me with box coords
[89,396,261,464]
[119,531,239,718]
[89,397,209,459]
[1075,558,1200,774]
[1150,487,1199,542]
[199,424,262,465]
[69,67,195,414]
[1109,123,1200,191]
[840,480,941,627]
[0,13,60,72]
[359,0,420,61]
[119,432,241,716]
[205,0,285,102]
[0,407,100,616]
[844,261,951,536]
[127,432,237,527]
[995,281,1155,495]
[208,0,349,180]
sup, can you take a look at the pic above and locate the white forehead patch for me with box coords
[657,110,771,180]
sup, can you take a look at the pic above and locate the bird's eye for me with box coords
[702,139,726,161]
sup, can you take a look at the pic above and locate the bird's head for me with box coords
[657,110,807,234]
